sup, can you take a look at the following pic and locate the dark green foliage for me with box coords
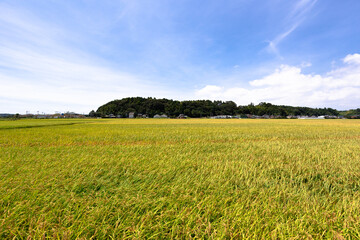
[95,97,343,118]
[96,97,238,118]
[238,102,339,117]
[339,108,360,119]
[88,110,98,117]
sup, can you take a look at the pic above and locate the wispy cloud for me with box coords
[0,2,179,113]
[196,53,360,110]
[267,0,317,57]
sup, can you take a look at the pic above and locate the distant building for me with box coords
[0,113,14,118]
[129,112,135,118]
[210,115,232,119]
[62,112,85,118]
[299,116,326,119]
[153,114,168,118]
[36,115,48,119]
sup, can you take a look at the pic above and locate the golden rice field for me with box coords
[1,118,360,239]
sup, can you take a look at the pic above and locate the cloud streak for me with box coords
[267,0,317,56]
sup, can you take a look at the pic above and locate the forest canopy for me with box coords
[92,97,354,118]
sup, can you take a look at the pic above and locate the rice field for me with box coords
[1,118,360,239]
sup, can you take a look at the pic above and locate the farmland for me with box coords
[1,119,360,239]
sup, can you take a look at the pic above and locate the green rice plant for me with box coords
[0,119,360,239]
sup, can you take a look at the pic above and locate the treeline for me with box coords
[340,108,360,119]
[92,97,344,118]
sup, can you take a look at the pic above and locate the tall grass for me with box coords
[1,119,360,239]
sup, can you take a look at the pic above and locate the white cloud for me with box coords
[196,54,360,109]
[0,44,174,113]
[300,61,312,68]
[343,53,360,65]
[196,85,224,97]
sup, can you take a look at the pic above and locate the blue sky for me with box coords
[1,0,360,113]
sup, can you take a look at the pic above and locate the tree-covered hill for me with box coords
[339,108,360,119]
[92,97,346,118]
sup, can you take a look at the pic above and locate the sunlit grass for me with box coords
[1,119,360,239]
